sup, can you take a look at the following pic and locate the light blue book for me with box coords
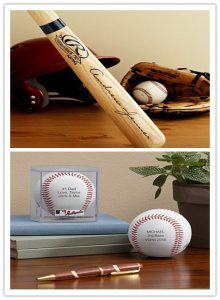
[11,214,129,236]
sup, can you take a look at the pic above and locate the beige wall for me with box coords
[10,10,210,81]
[11,152,178,222]
[9,9,209,222]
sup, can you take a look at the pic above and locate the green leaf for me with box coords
[171,152,201,165]
[171,165,186,182]
[156,157,172,162]
[186,153,201,162]
[153,174,168,187]
[130,152,210,195]
[203,166,210,172]
[182,167,210,184]
[129,166,164,177]
[156,155,172,161]
[202,152,210,159]
[184,161,207,167]
[155,187,162,199]
[164,165,172,169]
[172,152,198,157]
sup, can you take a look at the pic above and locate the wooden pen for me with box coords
[37,262,142,281]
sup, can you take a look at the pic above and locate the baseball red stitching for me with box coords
[151,81,167,94]
[133,87,153,104]
[130,213,184,256]
[41,172,95,216]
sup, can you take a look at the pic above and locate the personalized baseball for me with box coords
[36,172,95,216]
[132,81,168,104]
[128,209,192,257]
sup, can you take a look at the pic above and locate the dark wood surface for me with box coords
[11,247,209,289]
[11,102,210,148]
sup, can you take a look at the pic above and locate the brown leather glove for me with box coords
[121,62,210,115]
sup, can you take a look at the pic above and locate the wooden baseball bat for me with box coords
[28,10,165,147]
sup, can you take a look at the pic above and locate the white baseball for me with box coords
[35,172,95,216]
[128,209,191,257]
[132,81,167,104]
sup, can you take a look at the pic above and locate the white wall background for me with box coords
[11,152,178,222]
[10,10,210,81]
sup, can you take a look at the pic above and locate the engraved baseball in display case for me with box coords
[31,166,98,222]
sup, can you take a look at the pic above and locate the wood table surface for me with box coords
[10,102,210,148]
[11,247,209,290]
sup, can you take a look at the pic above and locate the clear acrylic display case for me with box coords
[30,166,98,222]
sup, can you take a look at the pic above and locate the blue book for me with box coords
[11,214,129,236]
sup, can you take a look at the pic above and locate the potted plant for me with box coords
[129,152,210,248]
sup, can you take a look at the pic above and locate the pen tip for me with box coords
[37,274,55,281]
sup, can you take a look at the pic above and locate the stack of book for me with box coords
[10,214,133,259]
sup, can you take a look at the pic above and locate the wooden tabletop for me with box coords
[11,102,209,148]
[11,247,209,290]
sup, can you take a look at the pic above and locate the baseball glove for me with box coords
[121,62,210,115]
